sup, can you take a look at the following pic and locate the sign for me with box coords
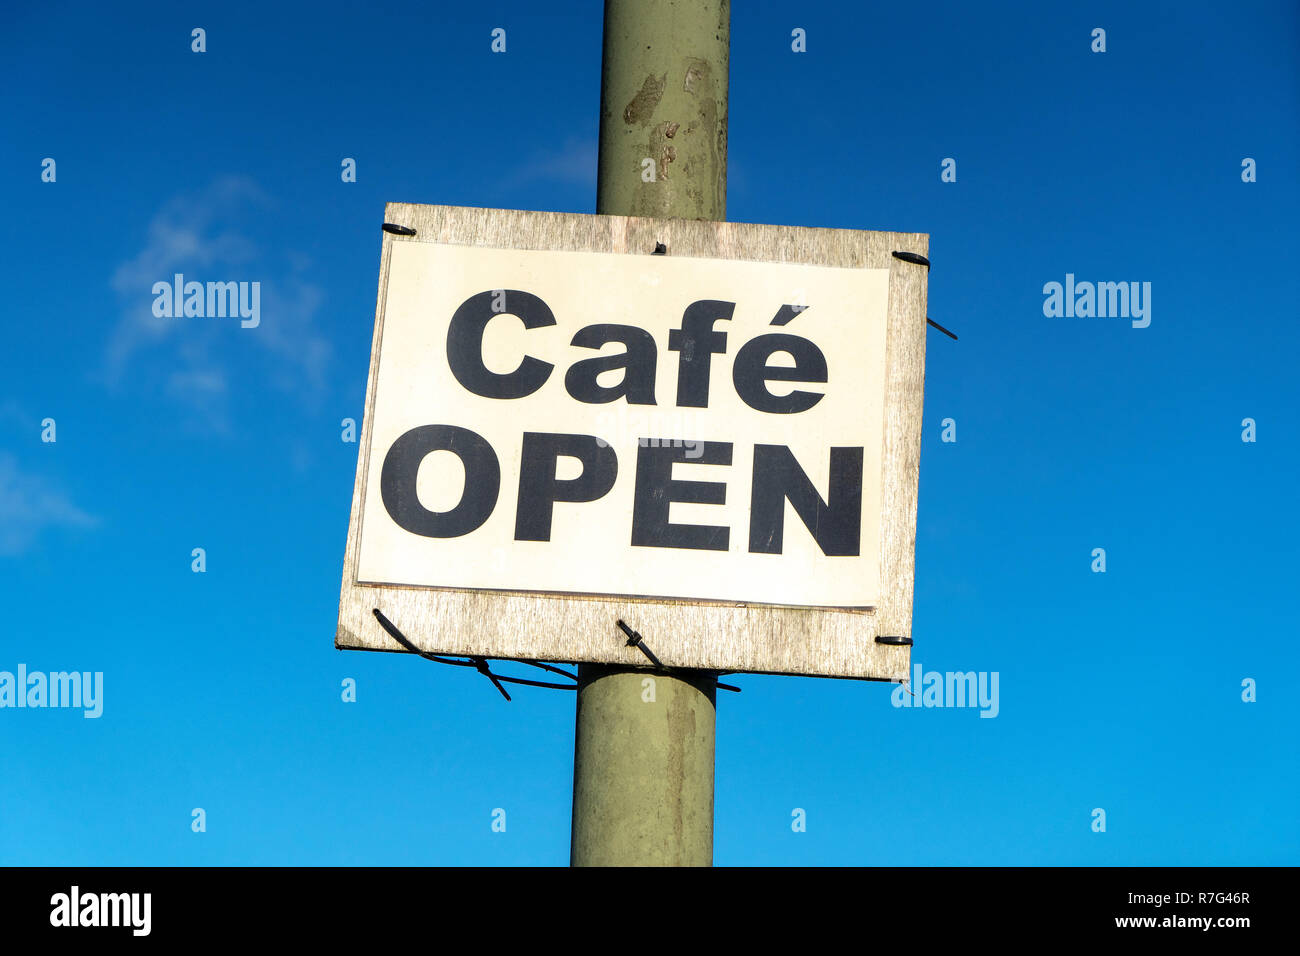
[337,203,928,679]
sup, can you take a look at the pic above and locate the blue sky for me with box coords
[2,0,1297,865]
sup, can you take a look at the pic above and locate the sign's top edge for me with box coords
[380,200,929,244]
[383,235,902,275]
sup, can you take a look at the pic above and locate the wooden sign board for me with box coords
[337,203,927,680]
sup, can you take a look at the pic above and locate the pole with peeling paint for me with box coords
[570,0,729,867]
[596,0,728,221]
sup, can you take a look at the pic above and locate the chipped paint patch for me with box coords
[623,72,667,126]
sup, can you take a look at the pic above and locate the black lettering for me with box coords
[667,300,733,407]
[631,440,732,551]
[446,290,556,399]
[732,332,827,414]
[749,445,862,555]
[514,432,619,541]
[564,324,658,405]
[380,424,500,538]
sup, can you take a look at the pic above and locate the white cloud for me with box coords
[0,453,98,556]
[104,176,332,426]
[167,367,228,400]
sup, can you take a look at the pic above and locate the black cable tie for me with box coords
[382,223,417,236]
[926,317,958,340]
[471,657,512,702]
[616,619,639,645]
[875,635,914,646]
[616,619,663,667]
[372,608,578,702]
[891,250,930,268]
[889,253,951,336]
[615,619,740,693]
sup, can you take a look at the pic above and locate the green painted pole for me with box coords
[570,0,729,868]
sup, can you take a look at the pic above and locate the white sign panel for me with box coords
[356,241,889,608]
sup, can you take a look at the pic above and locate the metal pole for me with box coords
[570,0,729,867]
